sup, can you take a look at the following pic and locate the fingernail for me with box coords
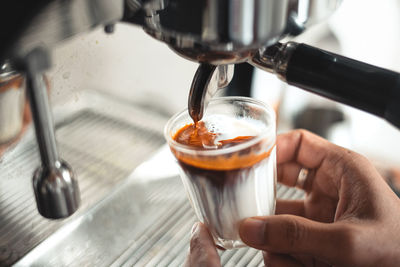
[239,218,266,246]
[191,222,199,236]
[215,245,226,251]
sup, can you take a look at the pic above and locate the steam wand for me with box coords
[22,48,80,219]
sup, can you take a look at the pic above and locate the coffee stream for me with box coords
[183,62,253,150]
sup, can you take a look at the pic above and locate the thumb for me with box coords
[185,222,221,267]
[239,215,354,264]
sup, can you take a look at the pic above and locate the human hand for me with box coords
[184,222,221,267]
[185,130,400,266]
[239,129,400,266]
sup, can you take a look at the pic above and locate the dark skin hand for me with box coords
[184,223,221,267]
[186,130,400,267]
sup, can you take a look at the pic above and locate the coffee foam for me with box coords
[203,114,266,143]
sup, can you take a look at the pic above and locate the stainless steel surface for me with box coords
[218,65,235,89]
[2,0,341,64]
[0,61,25,144]
[25,48,80,219]
[142,0,342,65]
[33,160,81,219]
[26,57,58,169]
[250,42,299,81]
[4,0,124,58]
[188,64,234,122]
[0,61,18,79]
[0,90,167,265]
[291,0,343,27]
[143,0,289,64]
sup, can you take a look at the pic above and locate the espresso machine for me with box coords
[1,0,400,264]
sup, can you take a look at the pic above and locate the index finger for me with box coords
[277,130,330,168]
[276,130,356,192]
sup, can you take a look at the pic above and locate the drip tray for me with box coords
[1,90,304,266]
[0,90,167,266]
[15,148,304,267]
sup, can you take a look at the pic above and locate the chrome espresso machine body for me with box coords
[1,0,400,223]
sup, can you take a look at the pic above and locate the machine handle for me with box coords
[251,42,400,128]
[287,43,400,128]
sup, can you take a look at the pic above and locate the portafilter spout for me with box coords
[22,48,80,219]
[188,64,234,123]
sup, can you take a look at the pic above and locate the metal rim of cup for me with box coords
[164,96,276,156]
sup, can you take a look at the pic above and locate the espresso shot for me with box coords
[165,97,277,249]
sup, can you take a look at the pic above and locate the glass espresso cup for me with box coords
[165,97,276,249]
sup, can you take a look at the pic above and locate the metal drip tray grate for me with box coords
[109,180,304,267]
[0,91,167,266]
[16,172,303,267]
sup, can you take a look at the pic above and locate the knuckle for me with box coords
[294,128,310,136]
[330,146,370,182]
[329,151,349,177]
[293,129,310,143]
[262,220,271,245]
[295,128,323,142]
[341,149,364,167]
[334,145,364,165]
[284,217,305,250]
